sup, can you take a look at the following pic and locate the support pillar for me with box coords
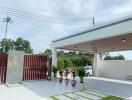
[93,53,100,76]
[52,48,57,66]
[6,50,24,85]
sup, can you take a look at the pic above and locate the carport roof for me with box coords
[51,15,132,53]
[53,15,132,43]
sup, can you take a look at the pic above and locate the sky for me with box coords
[0,0,132,59]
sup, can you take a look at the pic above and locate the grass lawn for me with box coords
[101,96,125,100]
[49,89,126,100]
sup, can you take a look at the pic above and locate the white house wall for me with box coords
[96,60,132,80]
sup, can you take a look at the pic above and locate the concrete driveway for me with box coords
[0,77,132,100]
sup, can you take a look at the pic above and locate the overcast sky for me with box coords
[0,0,132,59]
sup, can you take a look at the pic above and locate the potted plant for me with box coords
[71,69,77,87]
[58,70,63,83]
[64,69,70,85]
[77,67,86,83]
[52,65,58,81]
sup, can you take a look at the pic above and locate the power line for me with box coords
[0,9,92,24]
[0,5,93,21]
[0,10,93,25]
[0,5,95,25]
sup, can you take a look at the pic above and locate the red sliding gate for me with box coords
[0,53,8,83]
[23,55,51,81]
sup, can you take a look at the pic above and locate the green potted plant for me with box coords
[77,67,86,83]
[71,69,77,87]
[64,69,70,85]
[52,65,58,81]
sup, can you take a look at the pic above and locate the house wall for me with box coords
[96,60,132,80]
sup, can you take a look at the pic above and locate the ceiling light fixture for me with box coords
[112,48,115,50]
[74,47,77,49]
[91,44,96,46]
[121,39,127,43]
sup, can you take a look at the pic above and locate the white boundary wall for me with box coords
[96,60,132,80]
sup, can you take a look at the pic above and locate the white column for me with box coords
[52,48,57,66]
[93,53,100,76]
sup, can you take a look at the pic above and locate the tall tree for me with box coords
[44,49,52,56]
[104,55,125,60]
[15,38,33,53]
[0,37,33,53]
[0,38,14,52]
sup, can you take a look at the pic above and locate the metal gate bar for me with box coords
[0,53,8,83]
[23,55,51,81]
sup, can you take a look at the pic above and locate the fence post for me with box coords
[6,50,24,85]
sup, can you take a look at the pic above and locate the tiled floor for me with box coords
[0,77,132,100]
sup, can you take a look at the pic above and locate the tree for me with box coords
[57,50,64,56]
[104,56,113,60]
[15,38,33,53]
[43,49,93,68]
[44,49,52,56]
[118,55,125,60]
[99,52,109,59]
[0,37,33,53]
[114,55,125,60]
[0,38,14,52]
[104,55,125,60]
[63,58,73,68]
[80,55,92,66]
[57,57,64,70]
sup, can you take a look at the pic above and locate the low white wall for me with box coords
[96,60,132,80]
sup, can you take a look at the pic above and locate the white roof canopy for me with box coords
[51,16,132,53]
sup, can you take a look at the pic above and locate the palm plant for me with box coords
[77,67,86,83]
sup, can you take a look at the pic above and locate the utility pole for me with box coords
[2,14,13,52]
[92,17,95,26]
